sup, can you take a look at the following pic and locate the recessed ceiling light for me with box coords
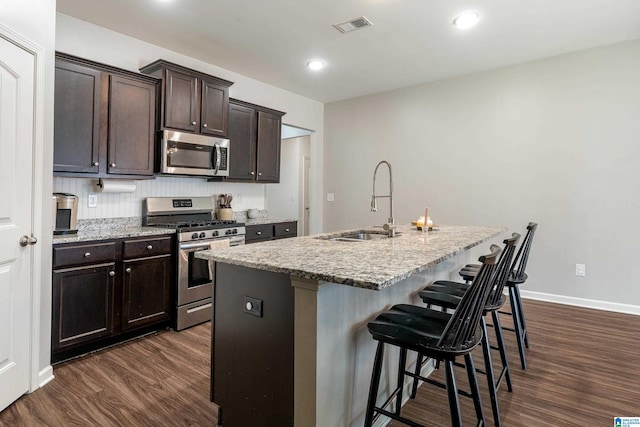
[306,59,327,71]
[453,11,480,29]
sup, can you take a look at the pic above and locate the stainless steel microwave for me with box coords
[160,129,230,177]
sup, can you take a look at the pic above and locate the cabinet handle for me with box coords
[146,245,153,250]
[258,172,262,176]
[191,121,197,125]
[285,228,290,232]
[250,171,255,176]
[203,123,208,128]
[125,267,132,274]
[92,162,99,167]
[256,231,262,235]
[110,163,116,167]
[109,271,115,277]
[84,252,91,258]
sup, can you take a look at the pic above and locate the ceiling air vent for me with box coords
[333,16,373,34]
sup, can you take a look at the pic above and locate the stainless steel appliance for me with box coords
[159,129,230,177]
[53,193,78,235]
[143,197,245,330]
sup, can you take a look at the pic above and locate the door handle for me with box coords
[19,235,38,247]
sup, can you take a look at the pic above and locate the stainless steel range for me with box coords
[143,197,245,330]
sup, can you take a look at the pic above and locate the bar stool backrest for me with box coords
[487,233,520,306]
[510,222,538,281]
[438,244,501,350]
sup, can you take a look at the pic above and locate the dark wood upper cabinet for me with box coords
[225,99,285,183]
[227,102,257,181]
[164,69,198,132]
[201,78,229,136]
[257,110,283,182]
[140,60,233,138]
[108,75,157,176]
[54,52,159,179]
[54,60,102,173]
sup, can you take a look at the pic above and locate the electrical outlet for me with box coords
[327,193,335,202]
[575,263,586,277]
[88,193,98,208]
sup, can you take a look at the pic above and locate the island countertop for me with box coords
[196,224,504,290]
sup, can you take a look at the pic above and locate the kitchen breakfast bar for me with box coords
[196,224,504,427]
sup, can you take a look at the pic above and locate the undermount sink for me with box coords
[318,230,392,242]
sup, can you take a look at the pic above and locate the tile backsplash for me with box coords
[53,176,266,219]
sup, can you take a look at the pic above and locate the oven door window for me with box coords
[167,141,214,170]
[188,251,212,287]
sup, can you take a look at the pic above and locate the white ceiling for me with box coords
[56,0,640,103]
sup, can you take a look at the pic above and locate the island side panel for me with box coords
[296,254,467,427]
[212,262,294,426]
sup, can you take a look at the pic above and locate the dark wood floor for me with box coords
[1,299,639,426]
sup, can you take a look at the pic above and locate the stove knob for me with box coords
[191,233,199,239]
[232,229,238,234]
[199,232,206,239]
[213,231,219,237]
[225,229,231,235]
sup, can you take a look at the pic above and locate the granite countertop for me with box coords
[244,217,297,226]
[195,224,505,290]
[52,217,175,244]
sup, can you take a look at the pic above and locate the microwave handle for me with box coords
[213,144,221,175]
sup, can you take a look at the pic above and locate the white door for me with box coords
[0,33,36,411]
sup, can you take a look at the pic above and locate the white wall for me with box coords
[1,0,56,390]
[324,39,640,310]
[55,13,325,232]
[266,136,311,234]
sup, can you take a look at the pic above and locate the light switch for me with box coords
[88,193,98,208]
[575,264,586,277]
[327,193,335,202]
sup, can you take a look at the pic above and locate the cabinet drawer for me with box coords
[246,224,274,242]
[53,242,116,268]
[123,236,172,259]
[274,222,297,239]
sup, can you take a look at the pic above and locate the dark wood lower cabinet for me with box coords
[212,263,294,426]
[52,263,115,352]
[122,255,172,330]
[245,221,297,244]
[52,235,175,363]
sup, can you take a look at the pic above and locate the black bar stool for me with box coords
[460,222,538,369]
[416,233,520,427]
[364,245,501,427]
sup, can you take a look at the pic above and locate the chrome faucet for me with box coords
[371,160,396,237]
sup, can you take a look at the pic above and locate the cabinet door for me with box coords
[200,79,229,137]
[107,75,157,176]
[54,60,102,173]
[256,111,282,182]
[227,103,257,181]
[164,68,198,132]
[122,255,172,331]
[52,264,115,351]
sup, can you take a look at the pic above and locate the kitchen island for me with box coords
[196,224,504,427]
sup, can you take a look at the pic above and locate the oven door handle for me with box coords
[179,241,216,250]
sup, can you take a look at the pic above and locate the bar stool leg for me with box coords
[410,353,423,398]
[464,353,485,426]
[364,341,384,427]
[509,287,528,369]
[481,317,501,427]
[444,360,462,427]
[513,284,529,348]
[492,311,513,392]
[395,347,407,415]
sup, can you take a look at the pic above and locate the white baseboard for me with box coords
[37,365,54,389]
[520,290,640,316]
